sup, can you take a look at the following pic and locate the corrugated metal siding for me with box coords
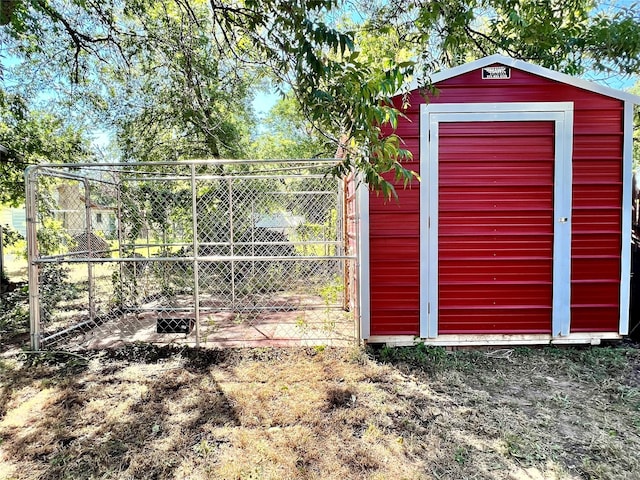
[368,64,624,336]
[438,121,554,333]
[571,115,623,332]
[368,162,420,335]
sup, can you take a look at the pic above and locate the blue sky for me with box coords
[252,91,280,120]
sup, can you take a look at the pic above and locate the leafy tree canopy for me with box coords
[1,0,640,198]
[0,90,93,205]
[249,94,329,160]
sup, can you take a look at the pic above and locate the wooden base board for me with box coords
[366,332,622,347]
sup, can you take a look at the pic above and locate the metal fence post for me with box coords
[116,178,125,310]
[84,179,96,322]
[25,167,41,350]
[191,164,201,347]
[228,178,235,310]
[340,179,348,311]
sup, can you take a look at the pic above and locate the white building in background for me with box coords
[0,206,26,238]
[54,183,117,238]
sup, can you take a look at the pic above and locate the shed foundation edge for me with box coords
[366,332,623,347]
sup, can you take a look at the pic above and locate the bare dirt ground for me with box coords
[0,342,639,480]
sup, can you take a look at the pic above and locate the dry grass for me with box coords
[0,343,639,479]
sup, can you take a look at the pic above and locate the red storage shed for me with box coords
[359,54,640,346]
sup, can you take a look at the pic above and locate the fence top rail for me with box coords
[34,254,357,264]
[26,158,342,172]
[121,174,333,182]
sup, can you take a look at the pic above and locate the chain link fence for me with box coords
[26,160,360,349]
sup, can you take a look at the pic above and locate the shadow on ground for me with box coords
[0,346,238,479]
[1,343,639,479]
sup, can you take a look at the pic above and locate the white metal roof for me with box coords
[406,54,640,104]
[254,212,305,231]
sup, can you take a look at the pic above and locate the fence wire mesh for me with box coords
[26,160,359,349]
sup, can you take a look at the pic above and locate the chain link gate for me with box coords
[25,160,360,349]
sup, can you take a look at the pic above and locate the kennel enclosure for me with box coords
[26,160,361,349]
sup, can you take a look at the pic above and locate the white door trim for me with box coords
[419,102,574,339]
[358,174,371,340]
[620,101,634,335]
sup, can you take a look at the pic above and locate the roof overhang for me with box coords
[405,54,640,104]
